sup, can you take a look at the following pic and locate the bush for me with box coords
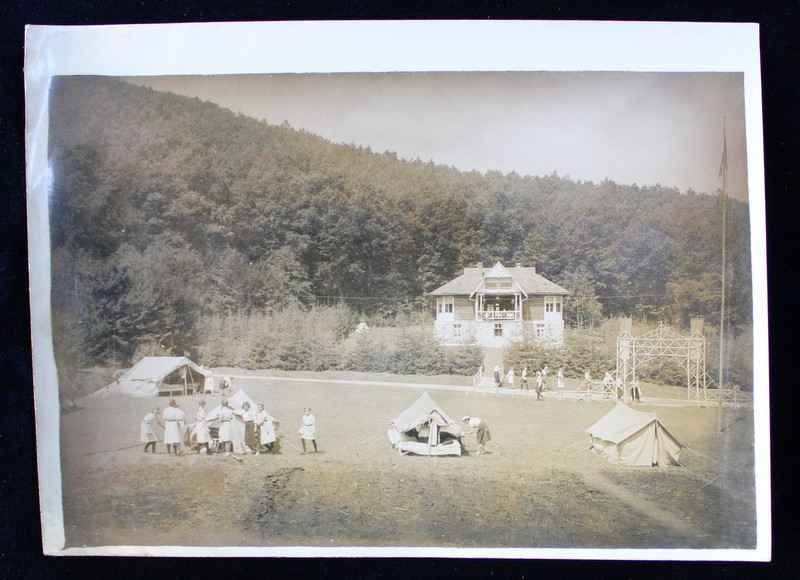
[340,334,390,373]
[386,331,446,375]
[341,332,483,376]
[195,307,483,376]
[504,330,615,380]
[443,346,485,376]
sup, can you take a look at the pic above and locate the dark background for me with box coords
[1,2,796,578]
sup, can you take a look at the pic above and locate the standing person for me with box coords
[298,408,317,454]
[557,368,565,390]
[541,365,549,389]
[162,399,184,456]
[493,363,501,388]
[602,371,614,399]
[535,371,544,400]
[218,399,234,455]
[506,367,515,389]
[241,401,257,454]
[462,416,492,455]
[631,379,642,403]
[615,375,624,400]
[140,407,162,453]
[521,367,529,390]
[256,403,277,454]
[195,400,210,454]
[584,371,592,390]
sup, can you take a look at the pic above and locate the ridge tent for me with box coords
[92,356,211,398]
[586,402,682,466]
[388,392,464,456]
[202,388,258,454]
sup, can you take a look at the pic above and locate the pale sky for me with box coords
[131,72,748,201]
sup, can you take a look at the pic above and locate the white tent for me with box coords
[92,356,211,398]
[586,402,682,466]
[388,392,463,456]
[203,388,258,454]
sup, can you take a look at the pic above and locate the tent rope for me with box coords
[697,454,755,491]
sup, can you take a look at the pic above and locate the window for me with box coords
[494,323,503,337]
[453,324,462,338]
[535,323,545,338]
[545,296,562,314]
[441,297,454,314]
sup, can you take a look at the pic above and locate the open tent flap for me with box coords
[92,356,211,398]
[390,392,463,436]
[389,392,464,455]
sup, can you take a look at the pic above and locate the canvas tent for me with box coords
[93,356,212,398]
[586,402,682,466]
[201,388,258,454]
[388,392,464,456]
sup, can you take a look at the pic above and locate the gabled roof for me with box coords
[586,402,666,444]
[585,402,683,466]
[93,356,210,397]
[390,392,463,435]
[430,262,569,296]
[120,357,208,381]
[205,388,257,422]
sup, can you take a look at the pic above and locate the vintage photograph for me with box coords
[26,22,769,559]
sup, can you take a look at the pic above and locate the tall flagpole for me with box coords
[718,117,728,432]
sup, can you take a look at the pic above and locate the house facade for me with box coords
[430,262,569,347]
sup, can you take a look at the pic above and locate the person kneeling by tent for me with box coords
[462,416,492,455]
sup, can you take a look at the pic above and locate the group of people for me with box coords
[141,399,187,455]
[140,398,319,456]
[583,371,641,402]
[493,363,564,400]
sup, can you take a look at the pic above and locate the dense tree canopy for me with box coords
[49,77,752,364]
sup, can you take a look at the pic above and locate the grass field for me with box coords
[58,369,757,551]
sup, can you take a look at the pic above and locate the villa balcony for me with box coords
[476,310,520,321]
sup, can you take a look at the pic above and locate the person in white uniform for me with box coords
[241,401,257,454]
[140,407,162,453]
[218,399,234,455]
[162,399,185,456]
[194,400,210,454]
[298,408,317,454]
[255,403,277,454]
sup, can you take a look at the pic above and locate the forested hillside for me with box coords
[48,76,752,366]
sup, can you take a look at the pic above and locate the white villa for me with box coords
[430,261,569,347]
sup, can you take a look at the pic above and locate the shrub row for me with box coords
[195,307,483,376]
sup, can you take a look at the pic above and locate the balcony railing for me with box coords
[477,310,520,320]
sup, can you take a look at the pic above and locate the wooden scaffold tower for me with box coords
[616,319,710,404]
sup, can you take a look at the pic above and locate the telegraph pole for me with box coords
[717,118,728,432]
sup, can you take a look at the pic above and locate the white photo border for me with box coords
[24,20,769,560]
